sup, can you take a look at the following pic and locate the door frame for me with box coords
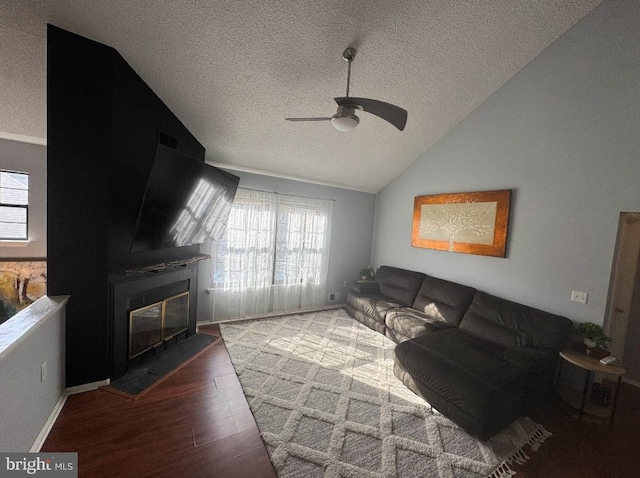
[604,212,640,364]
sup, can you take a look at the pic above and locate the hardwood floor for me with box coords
[43,324,640,477]
[42,325,276,478]
[511,380,640,478]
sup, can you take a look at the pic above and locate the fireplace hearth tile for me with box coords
[105,333,217,397]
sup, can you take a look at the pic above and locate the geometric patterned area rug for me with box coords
[220,309,551,478]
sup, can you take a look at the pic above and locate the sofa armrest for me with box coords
[502,348,554,373]
[350,281,380,295]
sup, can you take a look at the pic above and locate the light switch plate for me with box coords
[571,290,588,304]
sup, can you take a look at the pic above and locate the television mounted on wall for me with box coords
[131,144,239,253]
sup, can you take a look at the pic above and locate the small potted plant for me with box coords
[577,322,611,358]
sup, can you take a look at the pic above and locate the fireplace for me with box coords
[129,291,189,359]
[111,263,199,379]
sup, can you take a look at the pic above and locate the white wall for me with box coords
[0,296,67,451]
[0,138,47,258]
[198,170,376,321]
[0,1,46,142]
[372,0,640,326]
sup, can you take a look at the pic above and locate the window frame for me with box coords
[0,170,29,241]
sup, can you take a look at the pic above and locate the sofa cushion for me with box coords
[350,281,379,295]
[345,290,401,325]
[460,291,572,351]
[394,329,526,440]
[385,307,455,343]
[461,313,531,348]
[395,329,524,387]
[345,305,387,335]
[501,348,556,374]
[376,266,426,306]
[411,275,476,326]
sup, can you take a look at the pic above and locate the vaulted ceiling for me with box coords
[3,0,602,192]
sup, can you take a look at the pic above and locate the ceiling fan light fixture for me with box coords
[331,113,359,132]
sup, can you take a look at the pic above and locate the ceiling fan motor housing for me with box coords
[331,106,359,132]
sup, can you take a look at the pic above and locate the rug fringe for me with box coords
[488,424,552,478]
[487,463,517,478]
[525,424,553,451]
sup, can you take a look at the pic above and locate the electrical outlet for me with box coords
[343,280,348,288]
[41,362,47,382]
[571,290,588,304]
[328,292,341,303]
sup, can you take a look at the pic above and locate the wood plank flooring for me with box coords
[42,325,276,478]
[42,324,640,477]
[510,379,640,478]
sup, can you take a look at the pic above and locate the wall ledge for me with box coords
[0,295,70,358]
[0,240,30,247]
[0,131,47,146]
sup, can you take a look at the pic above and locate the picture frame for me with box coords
[0,259,47,325]
[412,190,511,257]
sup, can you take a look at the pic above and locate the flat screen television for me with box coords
[131,144,240,253]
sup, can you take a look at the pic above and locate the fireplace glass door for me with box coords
[164,292,189,340]
[129,292,189,359]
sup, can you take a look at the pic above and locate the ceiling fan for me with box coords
[286,47,408,132]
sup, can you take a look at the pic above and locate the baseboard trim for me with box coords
[30,391,68,452]
[198,304,344,326]
[66,378,111,395]
[30,378,112,451]
[623,377,640,388]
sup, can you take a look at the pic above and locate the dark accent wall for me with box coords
[47,25,205,387]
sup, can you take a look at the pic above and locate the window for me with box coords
[0,170,29,240]
[211,188,333,321]
[212,189,277,293]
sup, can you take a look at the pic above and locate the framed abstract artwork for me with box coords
[412,190,511,257]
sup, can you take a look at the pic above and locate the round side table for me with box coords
[557,349,626,425]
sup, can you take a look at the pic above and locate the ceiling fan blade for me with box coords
[286,117,332,122]
[334,97,407,131]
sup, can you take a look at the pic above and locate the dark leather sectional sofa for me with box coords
[345,265,572,440]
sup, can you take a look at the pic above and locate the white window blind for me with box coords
[0,170,29,240]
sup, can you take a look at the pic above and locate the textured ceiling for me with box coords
[6,0,602,192]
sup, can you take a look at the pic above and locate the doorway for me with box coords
[605,212,640,386]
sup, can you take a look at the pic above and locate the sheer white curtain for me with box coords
[272,194,332,312]
[210,189,333,321]
[210,189,276,320]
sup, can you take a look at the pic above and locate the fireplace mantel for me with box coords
[112,252,210,276]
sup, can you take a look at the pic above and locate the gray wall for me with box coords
[198,171,376,321]
[0,296,66,451]
[0,138,47,258]
[372,0,640,326]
